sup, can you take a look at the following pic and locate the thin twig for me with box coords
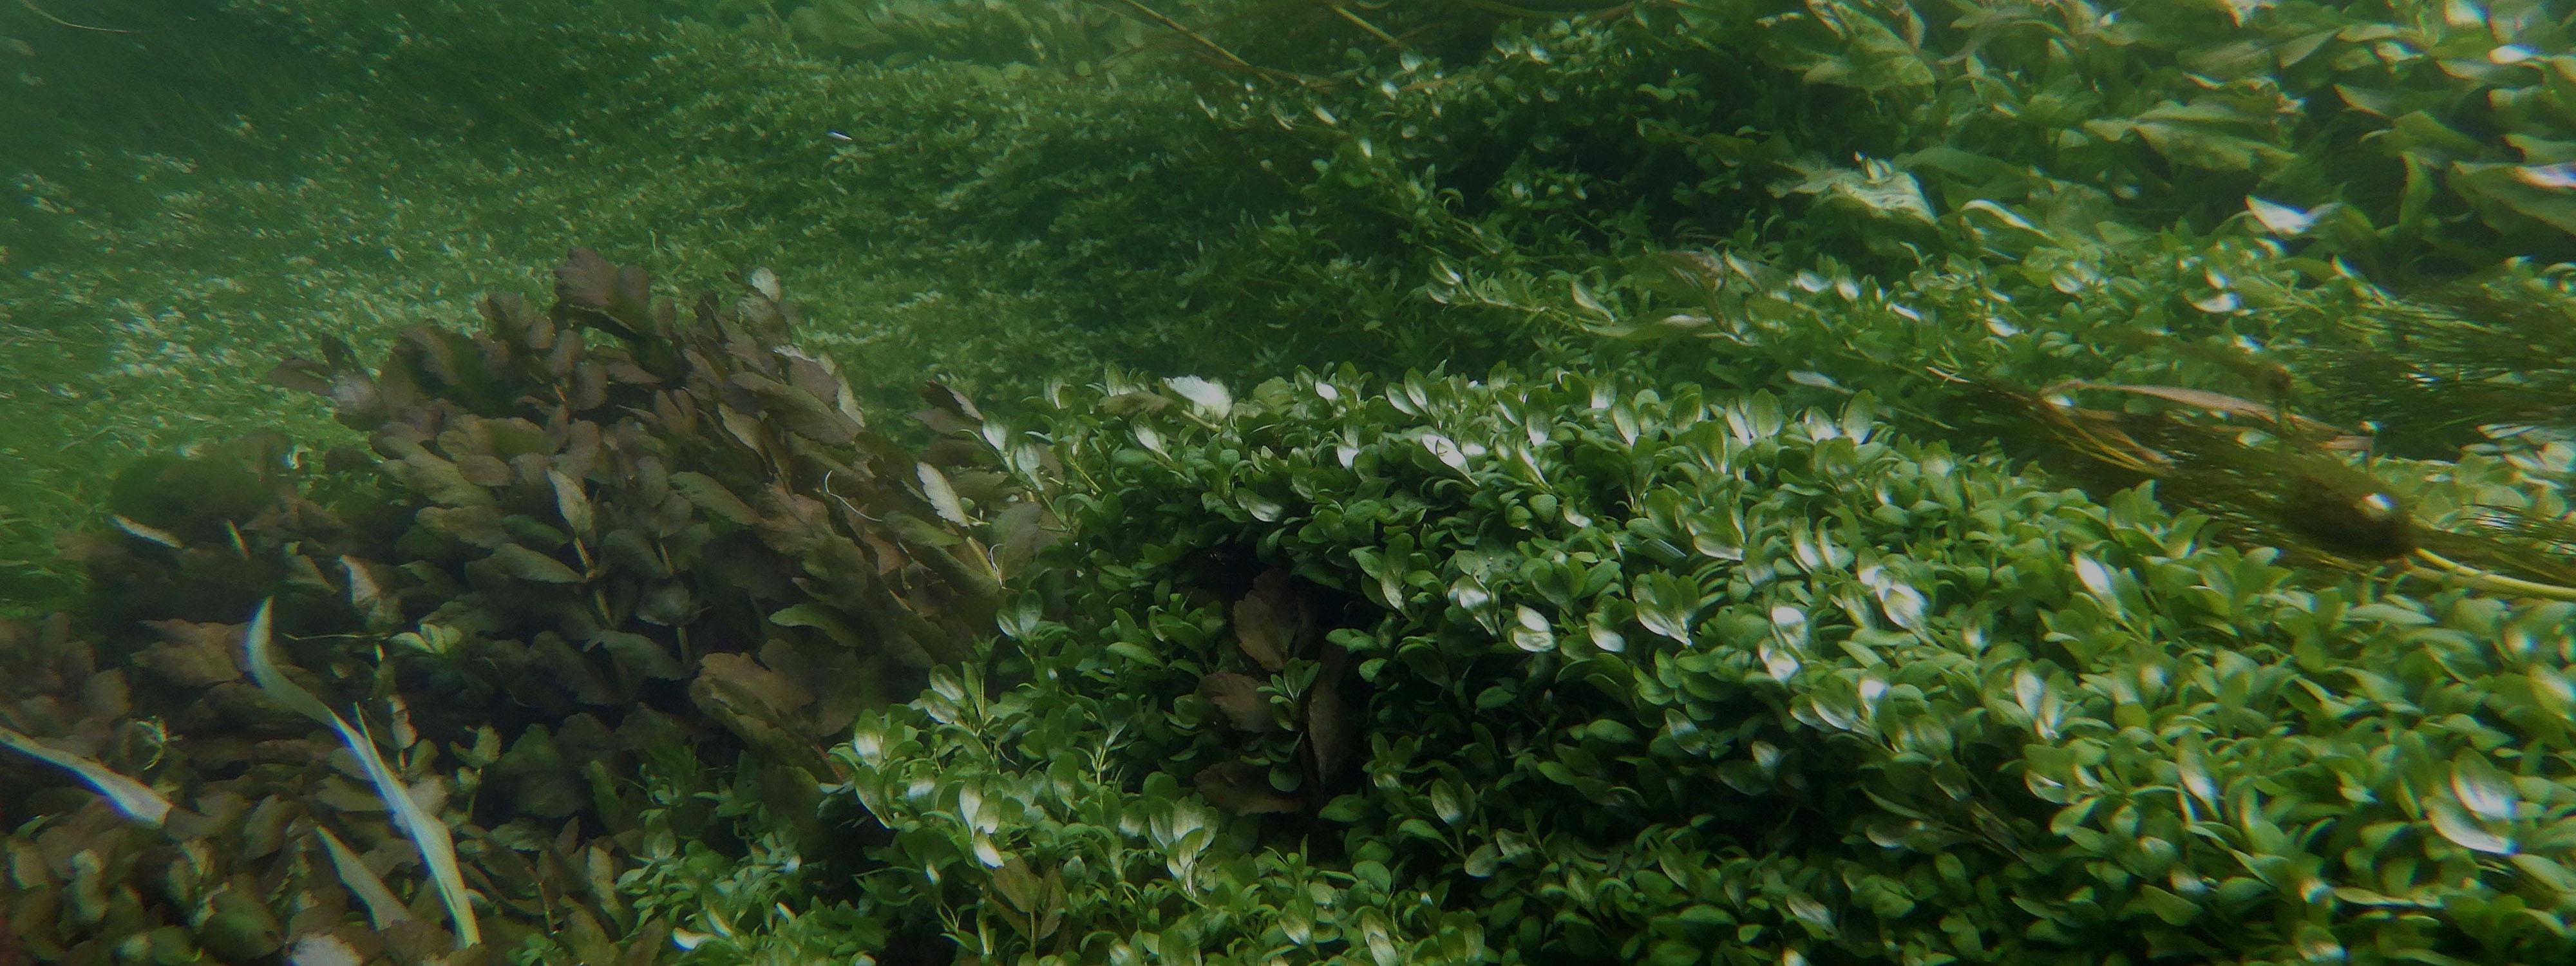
[17,0,135,33]
[2412,547,2576,601]
[1328,4,1404,50]
[1108,0,1255,71]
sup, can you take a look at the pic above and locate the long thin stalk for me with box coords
[2412,549,2576,601]
[1328,5,1403,49]
[16,0,134,33]
[1106,0,1254,71]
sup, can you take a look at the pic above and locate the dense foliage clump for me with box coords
[4,252,1036,963]
[815,367,2576,964]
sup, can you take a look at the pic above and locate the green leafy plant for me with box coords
[7,0,2576,962]
[898,365,2576,965]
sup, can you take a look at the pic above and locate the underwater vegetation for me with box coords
[916,361,2576,965]
[5,252,1030,962]
[5,250,2576,965]
[1935,371,2576,598]
[3,0,2576,964]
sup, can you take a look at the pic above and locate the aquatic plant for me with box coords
[0,612,469,963]
[5,0,2576,962]
[0,724,173,828]
[1928,371,2576,600]
[8,251,1042,963]
[9,246,2576,963]
[2284,269,2576,459]
[18,0,2575,616]
[241,598,480,948]
[857,365,2576,964]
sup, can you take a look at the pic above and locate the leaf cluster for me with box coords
[839,366,2576,965]
[0,611,666,965]
[6,252,1037,964]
